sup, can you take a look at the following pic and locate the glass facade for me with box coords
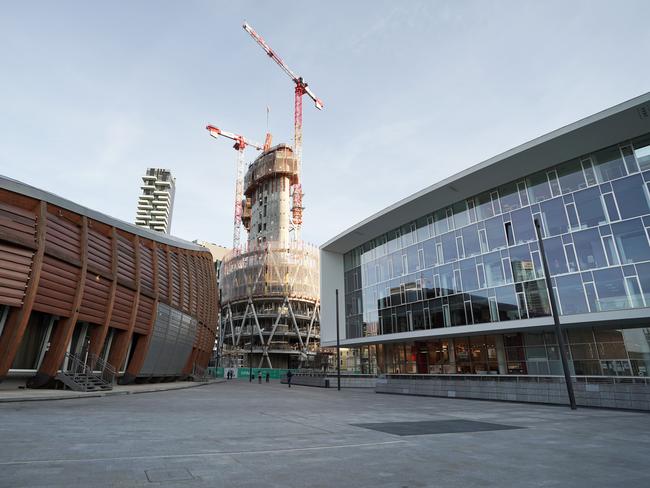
[344,133,650,341]
[374,326,650,377]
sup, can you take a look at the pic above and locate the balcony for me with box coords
[139,194,154,200]
[153,190,170,196]
[156,180,172,187]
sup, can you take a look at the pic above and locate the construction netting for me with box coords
[219,240,320,304]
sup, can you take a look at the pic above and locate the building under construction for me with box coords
[218,144,320,369]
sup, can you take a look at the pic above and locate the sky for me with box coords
[2,0,650,248]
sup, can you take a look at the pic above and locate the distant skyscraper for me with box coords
[135,168,175,233]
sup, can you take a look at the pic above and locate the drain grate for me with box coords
[351,419,523,436]
[145,467,194,483]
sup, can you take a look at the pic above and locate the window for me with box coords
[556,274,589,315]
[511,207,536,244]
[459,259,478,291]
[620,145,639,174]
[505,221,514,246]
[574,187,607,227]
[602,235,620,266]
[484,252,505,286]
[612,174,650,219]
[583,281,598,312]
[467,199,477,223]
[527,172,553,203]
[441,233,457,263]
[443,304,451,327]
[461,225,481,257]
[510,245,535,282]
[581,158,598,186]
[477,263,487,288]
[502,257,513,283]
[517,181,529,206]
[612,219,650,263]
[558,160,587,193]
[517,291,528,319]
[633,136,650,170]
[547,170,561,197]
[540,198,568,236]
[453,269,463,293]
[423,239,437,267]
[564,243,579,272]
[445,208,454,230]
[543,237,568,275]
[592,146,627,182]
[572,229,607,270]
[490,191,501,214]
[602,192,621,222]
[531,250,544,278]
[489,297,499,322]
[593,268,628,311]
[456,236,465,259]
[499,182,520,212]
[624,275,645,308]
[436,242,444,264]
[565,202,580,229]
[478,228,489,253]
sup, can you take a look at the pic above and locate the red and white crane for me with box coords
[206,124,265,250]
[243,21,323,236]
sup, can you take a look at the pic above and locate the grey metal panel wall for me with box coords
[138,303,199,378]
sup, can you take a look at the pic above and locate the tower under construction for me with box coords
[218,144,320,369]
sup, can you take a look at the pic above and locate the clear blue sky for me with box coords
[2,1,650,247]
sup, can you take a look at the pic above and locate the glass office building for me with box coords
[320,93,650,378]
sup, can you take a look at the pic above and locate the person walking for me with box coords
[286,370,293,388]
[265,372,270,383]
[258,371,262,384]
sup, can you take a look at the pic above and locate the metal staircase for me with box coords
[56,352,116,392]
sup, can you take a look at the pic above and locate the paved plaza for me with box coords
[1,381,649,487]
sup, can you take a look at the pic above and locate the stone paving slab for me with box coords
[0,381,649,487]
[0,379,224,403]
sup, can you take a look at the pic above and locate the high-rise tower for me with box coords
[135,168,176,234]
[218,145,320,370]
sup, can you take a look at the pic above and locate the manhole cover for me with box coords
[145,467,194,483]
[351,419,523,436]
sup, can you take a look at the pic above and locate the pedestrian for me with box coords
[258,371,262,384]
[265,372,270,383]
[286,370,293,388]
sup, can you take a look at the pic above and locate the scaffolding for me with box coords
[218,240,320,369]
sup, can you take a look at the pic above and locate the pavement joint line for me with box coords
[0,440,408,466]
[0,380,225,403]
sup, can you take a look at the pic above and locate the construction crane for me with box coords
[206,124,268,250]
[242,21,323,237]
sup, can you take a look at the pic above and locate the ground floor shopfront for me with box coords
[342,324,650,379]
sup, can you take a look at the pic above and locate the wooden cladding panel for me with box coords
[109,284,135,330]
[180,253,191,313]
[78,274,110,324]
[157,247,169,303]
[0,243,33,307]
[135,295,154,334]
[139,243,154,295]
[170,251,181,308]
[45,212,81,259]
[87,227,112,276]
[187,254,198,316]
[116,234,136,284]
[33,255,79,317]
[0,201,36,247]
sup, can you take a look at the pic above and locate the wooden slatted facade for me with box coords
[0,177,218,386]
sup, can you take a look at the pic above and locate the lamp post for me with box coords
[534,218,577,410]
[336,288,341,391]
[249,318,254,382]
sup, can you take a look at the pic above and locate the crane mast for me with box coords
[206,124,263,250]
[242,22,323,238]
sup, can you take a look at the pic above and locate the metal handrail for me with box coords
[87,353,117,385]
[61,351,91,391]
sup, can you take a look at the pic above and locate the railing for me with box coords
[60,351,91,391]
[192,363,208,382]
[382,373,650,385]
[87,353,117,385]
